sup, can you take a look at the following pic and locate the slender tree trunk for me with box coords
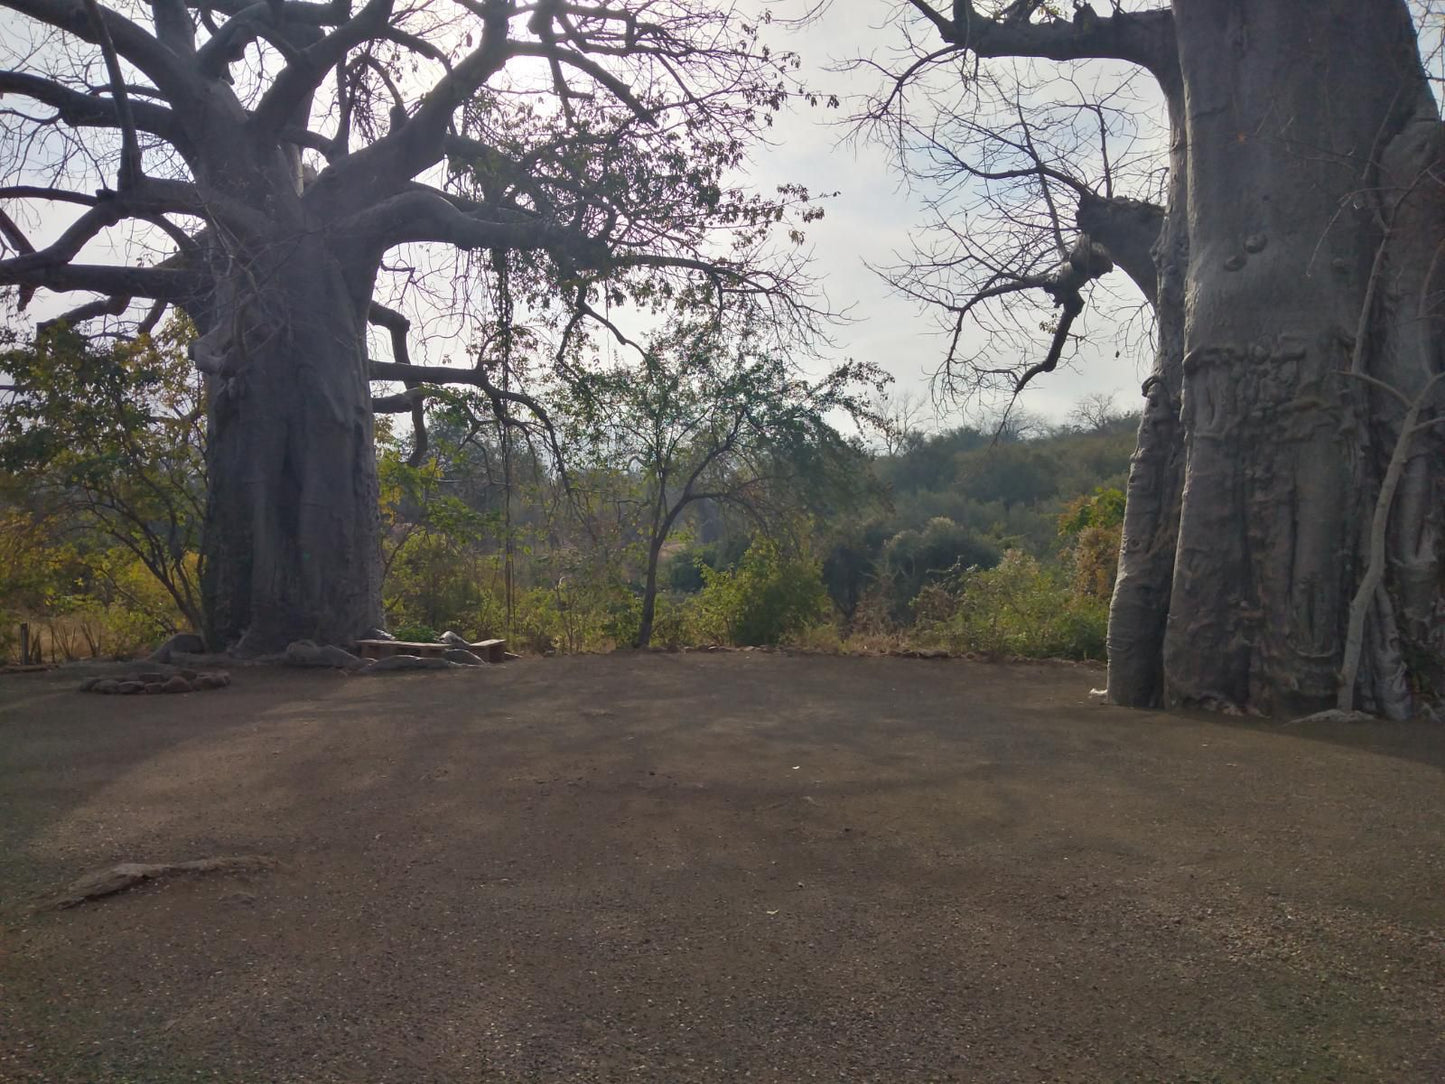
[636,533,666,648]
[1154,0,1442,715]
[199,235,382,654]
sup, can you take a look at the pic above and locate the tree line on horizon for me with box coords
[0,320,1132,664]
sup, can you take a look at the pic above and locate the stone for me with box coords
[1288,709,1378,725]
[362,654,459,673]
[444,648,485,666]
[148,633,206,664]
[162,675,193,693]
[194,672,231,689]
[138,671,166,683]
[91,679,121,694]
[316,644,365,670]
[144,682,167,694]
[285,640,364,669]
[283,639,323,666]
[116,681,145,694]
[77,677,100,692]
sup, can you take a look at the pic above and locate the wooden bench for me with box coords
[353,638,508,663]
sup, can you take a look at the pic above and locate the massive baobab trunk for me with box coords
[1148,0,1444,717]
[1103,67,1188,712]
[909,0,1444,716]
[197,235,382,653]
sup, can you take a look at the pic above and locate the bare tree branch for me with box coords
[0,261,200,300]
[927,0,1178,80]
[0,70,184,144]
[6,0,205,105]
[252,0,395,133]
[367,299,428,465]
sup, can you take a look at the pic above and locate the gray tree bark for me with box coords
[1156,0,1442,716]
[926,0,1443,714]
[182,133,385,654]
[197,238,382,654]
[1105,66,1188,709]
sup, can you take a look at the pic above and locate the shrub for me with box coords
[646,594,700,649]
[879,517,1001,618]
[392,622,441,643]
[912,550,1108,660]
[786,620,844,653]
[693,537,832,646]
[1058,487,1126,601]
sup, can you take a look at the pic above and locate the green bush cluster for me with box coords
[911,550,1109,660]
[0,546,191,663]
[691,538,833,647]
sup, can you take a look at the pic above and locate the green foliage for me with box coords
[391,622,441,644]
[377,424,504,636]
[912,550,1109,660]
[879,517,1002,619]
[0,320,206,652]
[556,318,884,646]
[0,540,191,662]
[959,444,1059,510]
[1058,486,1127,536]
[693,537,833,646]
[819,520,892,621]
[1058,487,1127,601]
[369,366,1133,664]
[510,574,643,655]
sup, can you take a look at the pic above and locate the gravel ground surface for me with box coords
[1,652,1442,1083]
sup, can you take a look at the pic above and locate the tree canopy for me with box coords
[0,320,206,631]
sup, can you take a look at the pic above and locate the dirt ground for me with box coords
[1,653,1442,1083]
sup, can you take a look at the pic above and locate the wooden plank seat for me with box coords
[353,638,508,663]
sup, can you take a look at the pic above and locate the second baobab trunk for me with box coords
[1153,0,1444,716]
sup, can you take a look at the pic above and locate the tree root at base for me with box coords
[44,855,276,911]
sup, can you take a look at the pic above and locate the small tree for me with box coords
[561,320,883,647]
[1068,392,1123,434]
[0,320,206,633]
[693,534,831,647]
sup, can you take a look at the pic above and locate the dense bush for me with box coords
[0,337,1135,664]
[2,547,189,662]
[692,538,833,646]
[1057,488,1126,601]
[911,550,1108,660]
[879,517,1001,618]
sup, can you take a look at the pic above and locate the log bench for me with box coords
[353,638,508,663]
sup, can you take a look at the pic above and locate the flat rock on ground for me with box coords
[0,654,1442,1082]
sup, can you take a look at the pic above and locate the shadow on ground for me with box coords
[1,653,1441,1082]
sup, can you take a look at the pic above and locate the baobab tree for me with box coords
[0,0,819,652]
[871,1,1444,718]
